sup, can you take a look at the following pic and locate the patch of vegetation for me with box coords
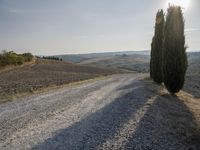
[150,6,187,94]
[41,56,62,61]
[150,10,165,83]
[0,50,34,67]
[163,6,187,94]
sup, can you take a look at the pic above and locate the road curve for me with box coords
[0,73,199,150]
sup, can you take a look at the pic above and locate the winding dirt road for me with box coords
[0,74,199,150]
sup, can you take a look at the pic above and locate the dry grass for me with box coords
[0,59,36,73]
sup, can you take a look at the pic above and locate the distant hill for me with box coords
[54,51,200,74]
[187,52,200,75]
[1,50,199,101]
[184,52,200,98]
[55,50,150,63]
[80,54,150,73]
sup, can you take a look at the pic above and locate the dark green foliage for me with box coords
[0,51,34,67]
[42,56,62,61]
[163,6,188,94]
[150,10,165,83]
[22,53,34,62]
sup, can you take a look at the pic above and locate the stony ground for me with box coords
[0,73,199,150]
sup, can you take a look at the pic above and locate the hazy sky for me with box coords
[0,0,199,55]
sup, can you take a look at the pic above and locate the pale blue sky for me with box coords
[0,0,199,55]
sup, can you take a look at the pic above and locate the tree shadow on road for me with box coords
[124,93,200,150]
[32,78,200,150]
[32,81,156,150]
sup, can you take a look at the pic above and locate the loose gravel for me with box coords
[0,73,199,150]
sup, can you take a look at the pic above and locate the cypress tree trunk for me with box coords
[163,6,188,94]
[150,10,165,83]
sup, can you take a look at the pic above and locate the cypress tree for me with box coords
[163,6,188,94]
[150,10,165,83]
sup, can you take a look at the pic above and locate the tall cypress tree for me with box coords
[163,6,188,94]
[150,10,165,83]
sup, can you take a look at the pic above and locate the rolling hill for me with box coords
[1,50,199,102]
[55,51,150,63]
[79,54,150,73]
[56,51,200,74]
[56,51,200,97]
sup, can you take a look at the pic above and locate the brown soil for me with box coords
[0,59,121,103]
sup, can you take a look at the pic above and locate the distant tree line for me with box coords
[41,56,63,61]
[150,5,188,94]
[0,50,34,67]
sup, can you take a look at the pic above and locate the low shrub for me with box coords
[0,50,34,67]
[42,56,62,61]
[22,53,34,62]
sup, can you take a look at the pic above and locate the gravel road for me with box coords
[0,73,199,150]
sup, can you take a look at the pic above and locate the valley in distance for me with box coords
[0,50,199,149]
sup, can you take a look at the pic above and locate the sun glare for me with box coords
[167,0,190,9]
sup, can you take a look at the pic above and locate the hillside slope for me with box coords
[67,51,200,97]
[77,52,200,73]
[55,51,150,63]
[0,59,121,103]
[79,54,150,73]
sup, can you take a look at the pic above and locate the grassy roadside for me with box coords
[0,59,36,73]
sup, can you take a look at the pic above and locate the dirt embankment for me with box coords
[0,59,121,103]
